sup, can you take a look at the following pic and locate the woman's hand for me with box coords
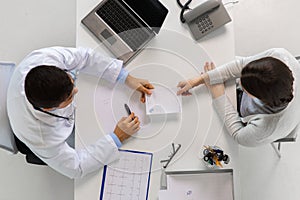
[204,62,225,99]
[177,78,198,96]
[177,72,209,96]
[125,75,154,103]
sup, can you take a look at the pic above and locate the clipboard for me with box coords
[99,149,153,200]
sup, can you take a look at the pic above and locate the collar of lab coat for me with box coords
[25,96,75,127]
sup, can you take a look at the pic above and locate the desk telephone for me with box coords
[178,0,231,40]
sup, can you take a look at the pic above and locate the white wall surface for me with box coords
[0,0,76,199]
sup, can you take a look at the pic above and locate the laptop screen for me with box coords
[122,0,168,33]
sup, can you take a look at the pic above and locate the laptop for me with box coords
[81,0,168,65]
[164,169,234,200]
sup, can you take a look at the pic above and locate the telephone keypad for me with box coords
[196,15,214,34]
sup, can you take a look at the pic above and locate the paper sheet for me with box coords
[94,80,180,138]
[100,150,152,200]
[95,80,150,130]
[145,84,182,115]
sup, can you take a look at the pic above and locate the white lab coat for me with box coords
[7,47,123,178]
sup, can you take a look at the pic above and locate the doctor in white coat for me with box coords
[7,46,154,179]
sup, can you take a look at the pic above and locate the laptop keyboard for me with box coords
[96,0,152,51]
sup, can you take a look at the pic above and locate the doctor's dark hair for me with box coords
[240,57,294,108]
[25,65,74,108]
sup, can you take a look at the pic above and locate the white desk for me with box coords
[75,0,239,199]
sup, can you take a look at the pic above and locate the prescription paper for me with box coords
[145,84,182,115]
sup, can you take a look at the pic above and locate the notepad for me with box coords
[100,150,153,200]
[145,84,182,115]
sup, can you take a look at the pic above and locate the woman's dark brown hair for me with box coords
[240,57,294,108]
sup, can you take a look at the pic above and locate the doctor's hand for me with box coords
[125,74,154,103]
[204,62,225,99]
[114,113,140,142]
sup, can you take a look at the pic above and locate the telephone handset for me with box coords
[177,0,231,40]
[183,0,220,23]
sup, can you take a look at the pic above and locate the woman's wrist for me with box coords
[192,73,207,87]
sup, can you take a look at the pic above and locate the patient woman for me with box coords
[177,48,300,147]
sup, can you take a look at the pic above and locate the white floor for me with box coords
[239,143,300,200]
[1,0,300,200]
[234,1,300,200]
[233,0,300,56]
[0,0,75,199]
[0,152,74,200]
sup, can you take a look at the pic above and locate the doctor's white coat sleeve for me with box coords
[7,46,125,179]
[37,135,121,179]
[35,46,123,83]
[11,102,122,178]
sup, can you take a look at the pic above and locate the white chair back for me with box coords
[0,62,18,153]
